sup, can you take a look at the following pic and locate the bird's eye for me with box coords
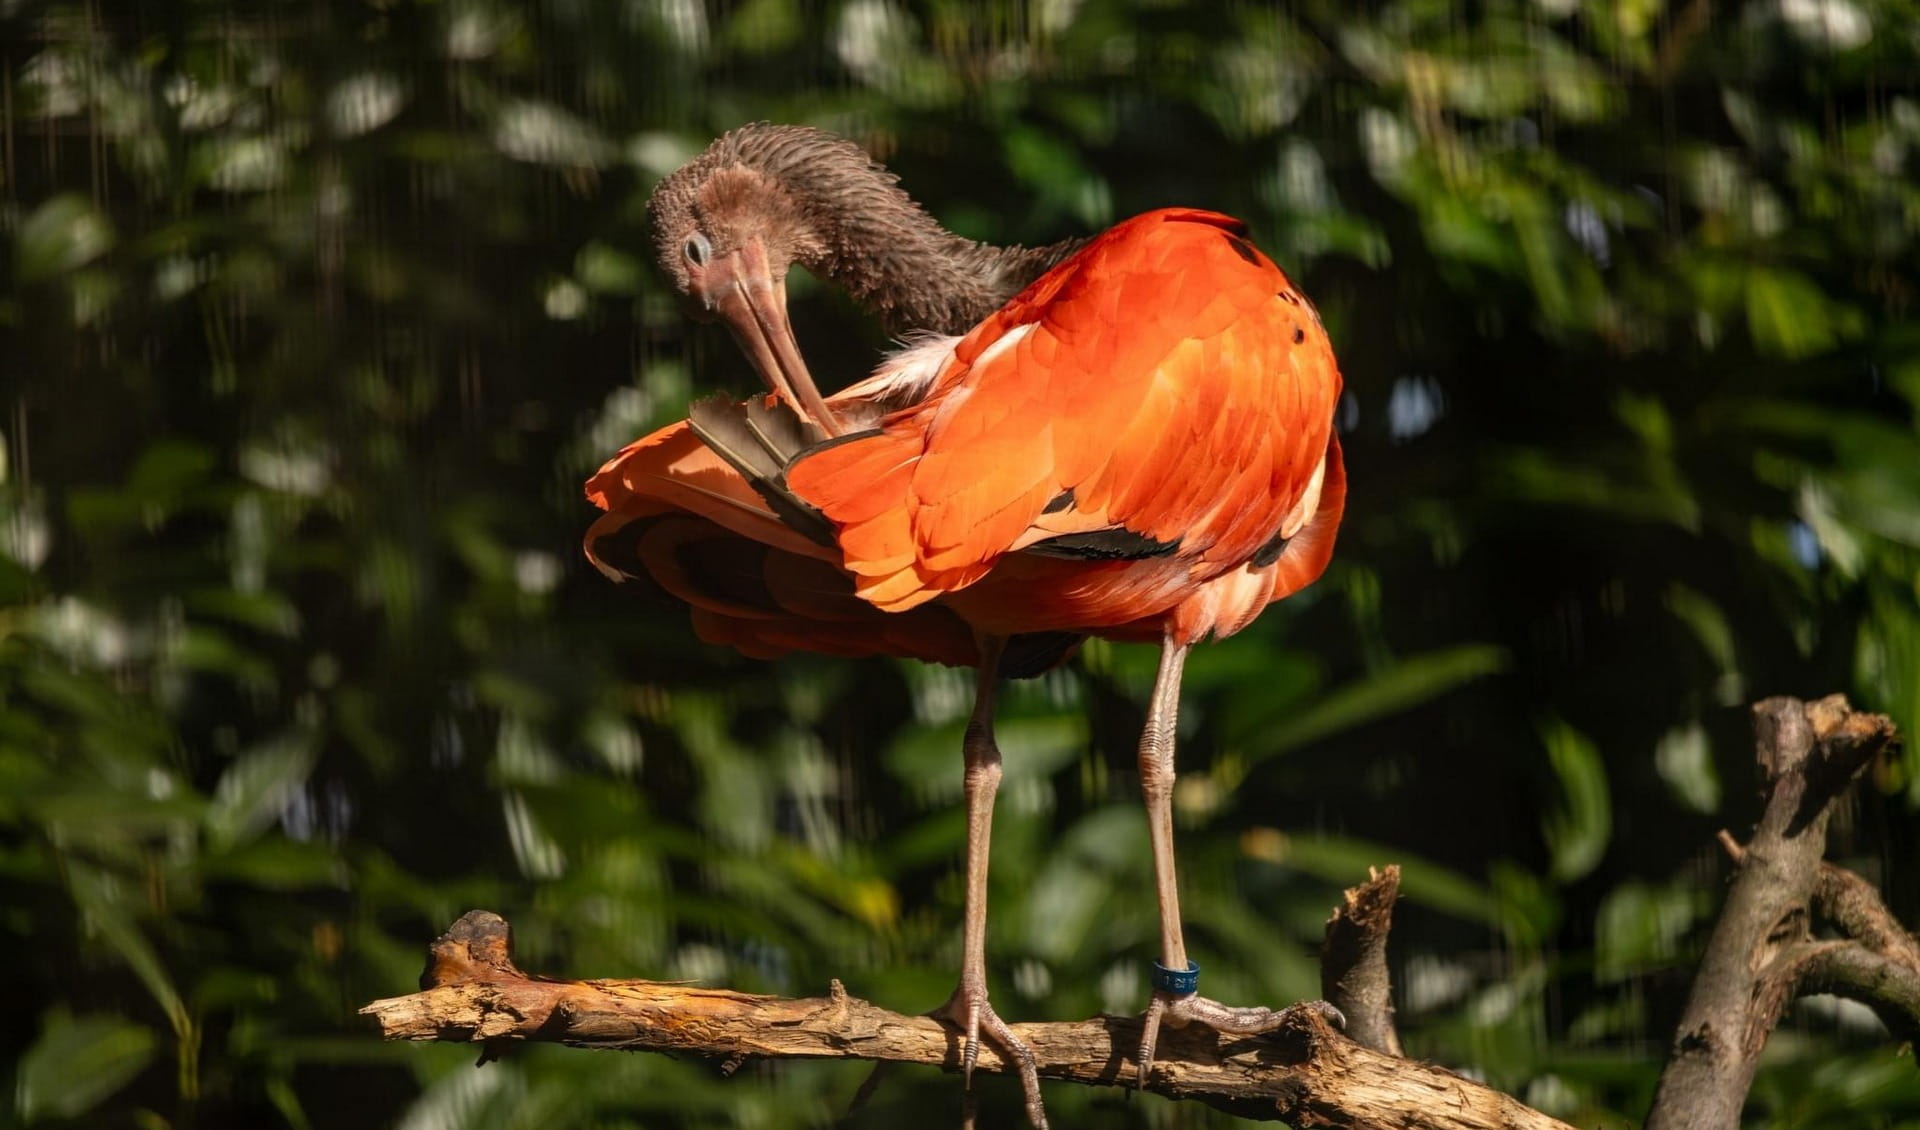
[684,233,712,267]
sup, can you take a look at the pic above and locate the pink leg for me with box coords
[935,636,1047,1128]
[1135,638,1323,1086]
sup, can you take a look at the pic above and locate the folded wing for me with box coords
[785,208,1342,615]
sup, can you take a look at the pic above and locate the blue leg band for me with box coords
[1151,960,1199,994]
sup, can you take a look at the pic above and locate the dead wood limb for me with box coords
[1645,695,1900,1130]
[362,909,1574,1130]
[1803,859,1920,1042]
[1322,864,1403,1056]
[1814,861,1920,970]
[1798,941,1920,1041]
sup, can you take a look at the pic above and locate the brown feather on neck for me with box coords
[650,124,1085,338]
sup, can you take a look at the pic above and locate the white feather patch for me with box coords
[835,332,963,410]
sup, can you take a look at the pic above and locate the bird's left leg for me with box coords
[934,635,1048,1129]
[1133,638,1339,1087]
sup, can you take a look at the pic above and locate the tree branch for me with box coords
[1322,864,1403,1056]
[1814,861,1920,970]
[362,909,1575,1130]
[1798,941,1920,1042]
[1645,694,1899,1130]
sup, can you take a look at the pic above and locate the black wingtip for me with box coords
[1023,528,1180,561]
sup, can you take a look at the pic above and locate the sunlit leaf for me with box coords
[327,73,405,137]
[1233,645,1508,760]
[885,714,1087,800]
[493,99,615,166]
[207,730,319,849]
[723,0,803,53]
[1745,268,1841,359]
[393,1056,523,1130]
[1655,721,1721,814]
[16,194,115,283]
[576,242,643,295]
[1664,585,1745,706]
[15,1011,155,1123]
[1262,832,1502,926]
[203,838,349,889]
[1540,719,1609,882]
[1595,879,1709,983]
[65,865,190,1039]
[1489,860,1561,949]
[1022,806,1139,961]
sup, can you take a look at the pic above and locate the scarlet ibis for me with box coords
[597,124,1347,1124]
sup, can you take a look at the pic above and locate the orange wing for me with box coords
[585,419,981,668]
[586,421,831,563]
[785,208,1342,614]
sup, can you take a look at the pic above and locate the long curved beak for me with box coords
[704,239,845,439]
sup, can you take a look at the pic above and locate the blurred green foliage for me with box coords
[4,0,1920,1127]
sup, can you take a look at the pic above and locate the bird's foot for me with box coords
[935,983,1048,1129]
[1135,985,1345,1088]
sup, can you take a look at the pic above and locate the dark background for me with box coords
[4,0,1919,1126]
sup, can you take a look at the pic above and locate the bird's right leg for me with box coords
[1131,638,1345,1086]
[935,634,1048,1129]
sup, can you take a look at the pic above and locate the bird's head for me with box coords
[645,125,844,433]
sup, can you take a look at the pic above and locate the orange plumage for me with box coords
[782,208,1344,647]
[590,208,1343,663]
[585,417,985,669]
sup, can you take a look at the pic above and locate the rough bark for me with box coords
[362,909,1574,1130]
[1813,861,1920,972]
[1322,865,1404,1056]
[1644,695,1899,1130]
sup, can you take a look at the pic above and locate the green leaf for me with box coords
[16,194,115,283]
[15,1011,155,1123]
[203,838,348,889]
[206,730,318,850]
[575,242,643,295]
[1021,806,1141,961]
[885,713,1087,799]
[1489,859,1562,948]
[126,439,215,503]
[1665,584,1745,706]
[1268,832,1502,926]
[1745,268,1837,359]
[723,0,803,55]
[393,1057,522,1130]
[1655,721,1721,814]
[1540,718,1610,882]
[1595,879,1709,983]
[175,625,277,693]
[65,865,190,1039]
[1491,448,1701,530]
[1234,645,1508,760]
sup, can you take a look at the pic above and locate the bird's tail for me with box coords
[587,402,1083,677]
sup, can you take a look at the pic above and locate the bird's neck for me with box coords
[757,146,1084,336]
[808,219,1084,337]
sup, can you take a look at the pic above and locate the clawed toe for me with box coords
[936,990,1048,1129]
[1306,998,1346,1030]
[1136,992,1346,1087]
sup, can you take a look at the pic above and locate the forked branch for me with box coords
[1645,695,1904,1130]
